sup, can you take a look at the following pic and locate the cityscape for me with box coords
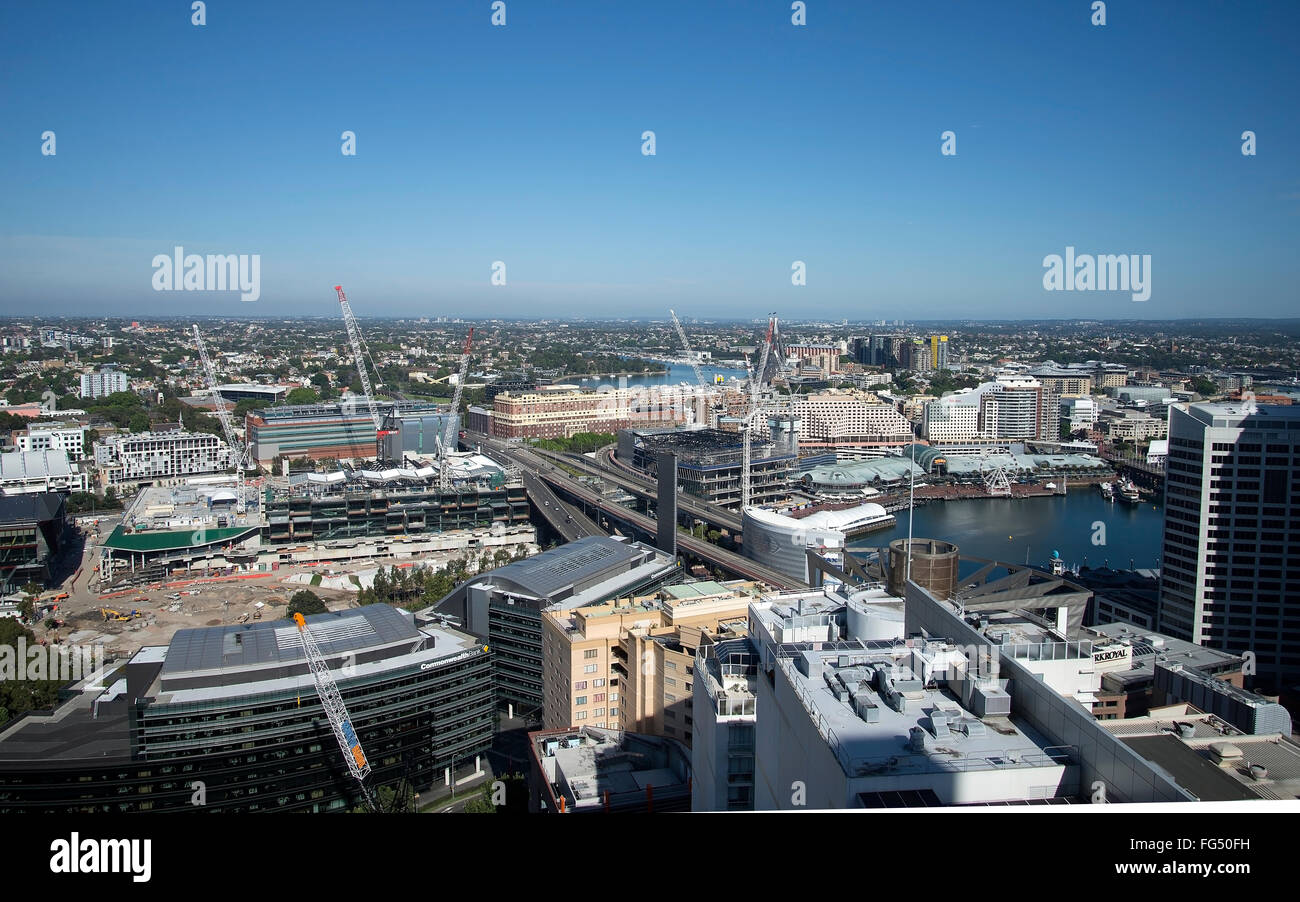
[0,0,1296,884]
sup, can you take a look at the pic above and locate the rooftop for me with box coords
[531,726,691,811]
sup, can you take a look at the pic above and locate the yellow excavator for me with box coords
[100,607,138,622]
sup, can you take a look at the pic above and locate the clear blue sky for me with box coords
[1,0,1296,319]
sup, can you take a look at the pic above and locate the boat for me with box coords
[1044,482,1057,491]
[1098,481,1115,500]
[1118,479,1141,504]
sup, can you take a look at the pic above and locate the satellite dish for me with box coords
[1052,550,1060,559]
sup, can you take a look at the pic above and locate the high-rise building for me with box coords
[1158,402,1300,692]
[930,334,949,371]
[79,368,128,399]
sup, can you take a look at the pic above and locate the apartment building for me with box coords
[79,368,128,399]
[540,580,757,744]
[93,428,233,487]
[1105,411,1168,442]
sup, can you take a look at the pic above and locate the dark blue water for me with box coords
[848,491,1165,572]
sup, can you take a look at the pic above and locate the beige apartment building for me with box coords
[492,388,689,440]
[541,580,757,746]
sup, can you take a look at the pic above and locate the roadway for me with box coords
[480,436,746,535]
[469,434,803,589]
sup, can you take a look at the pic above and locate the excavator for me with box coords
[100,607,139,622]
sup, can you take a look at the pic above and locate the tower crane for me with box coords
[741,316,775,509]
[440,327,474,489]
[293,612,376,812]
[670,309,715,427]
[192,325,247,514]
[669,309,707,392]
[335,285,394,463]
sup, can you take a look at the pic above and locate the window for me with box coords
[594,708,605,717]
[576,696,587,706]
[573,680,587,691]
[576,711,587,720]
[609,693,619,702]
[609,708,619,717]
[593,693,605,702]
[665,661,677,671]
[584,664,598,674]
[593,678,605,687]
[584,649,598,659]
[664,677,677,688]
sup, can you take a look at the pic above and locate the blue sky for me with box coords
[1,0,1296,319]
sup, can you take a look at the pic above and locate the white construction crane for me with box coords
[669,309,707,391]
[192,324,246,514]
[741,316,775,509]
[335,285,394,462]
[293,612,376,812]
[440,327,474,489]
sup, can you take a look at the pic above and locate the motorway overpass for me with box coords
[473,438,803,589]
[528,445,746,535]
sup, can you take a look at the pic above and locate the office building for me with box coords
[1060,396,1099,432]
[245,399,447,466]
[0,493,70,594]
[436,536,680,716]
[0,450,88,494]
[79,368,128,400]
[541,580,757,740]
[1158,402,1300,692]
[214,383,290,405]
[15,425,85,460]
[93,427,233,487]
[0,605,495,813]
[617,427,794,510]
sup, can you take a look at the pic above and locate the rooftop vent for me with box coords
[1208,742,1243,765]
[930,712,952,740]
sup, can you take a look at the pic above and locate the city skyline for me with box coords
[2,1,1297,319]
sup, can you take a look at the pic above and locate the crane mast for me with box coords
[294,613,376,811]
[741,316,775,509]
[440,328,474,488]
[192,325,246,514]
[335,285,393,462]
[669,309,707,391]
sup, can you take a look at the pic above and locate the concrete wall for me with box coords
[905,583,1191,803]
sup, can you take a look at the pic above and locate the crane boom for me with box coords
[192,325,246,513]
[335,285,393,460]
[440,328,474,488]
[669,309,707,391]
[741,316,775,509]
[294,612,375,810]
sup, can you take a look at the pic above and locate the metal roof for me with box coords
[161,604,420,677]
[475,535,655,600]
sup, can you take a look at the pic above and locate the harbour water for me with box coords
[575,362,748,390]
[848,491,1166,573]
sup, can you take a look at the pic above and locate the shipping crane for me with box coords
[335,285,394,462]
[192,324,247,513]
[439,328,474,488]
[741,315,775,509]
[293,612,376,812]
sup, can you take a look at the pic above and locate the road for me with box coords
[532,445,746,534]
[472,436,803,589]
